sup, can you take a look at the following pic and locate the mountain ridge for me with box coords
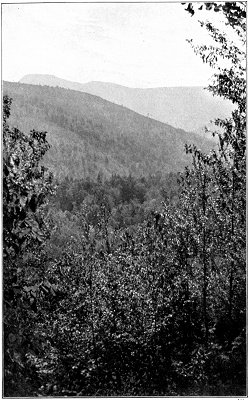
[19,74,234,132]
[20,74,204,90]
[4,80,215,181]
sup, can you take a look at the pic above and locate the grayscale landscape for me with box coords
[3,2,246,397]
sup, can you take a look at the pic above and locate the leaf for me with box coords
[8,333,16,343]
[19,196,27,208]
[19,228,30,238]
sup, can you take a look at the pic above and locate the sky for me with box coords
[2,1,229,88]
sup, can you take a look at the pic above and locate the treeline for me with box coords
[51,172,178,227]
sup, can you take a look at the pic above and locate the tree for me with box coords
[3,95,54,258]
[163,1,247,391]
[3,95,55,396]
[184,0,246,324]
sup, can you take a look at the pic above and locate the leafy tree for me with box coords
[163,1,247,392]
[3,95,54,258]
[3,95,55,396]
[184,0,246,324]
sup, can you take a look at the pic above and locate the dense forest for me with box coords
[3,2,246,397]
[3,80,215,181]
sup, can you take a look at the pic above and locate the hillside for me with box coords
[20,74,233,132]
[4,81,215,181]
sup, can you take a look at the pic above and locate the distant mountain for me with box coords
[20,74,233,132]
[20,74,88,92]
[4,81,215,181]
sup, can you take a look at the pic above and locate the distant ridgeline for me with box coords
[20,74,234,133]
[3,80,216,181]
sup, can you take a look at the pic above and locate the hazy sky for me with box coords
[2,2,227,88]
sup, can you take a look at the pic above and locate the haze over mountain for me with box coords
[4,81,215,181]
[20,74,234,133]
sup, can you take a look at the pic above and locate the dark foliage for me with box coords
[3,2,246,396]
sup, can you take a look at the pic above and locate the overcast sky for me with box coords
[2,2,228,88]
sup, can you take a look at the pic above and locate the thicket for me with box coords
[3,2,246,396]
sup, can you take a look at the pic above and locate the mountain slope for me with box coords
[4,81,215,181]
[20,74,233,132]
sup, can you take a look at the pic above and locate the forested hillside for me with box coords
[3,81,214,181]
[3,2,246,398]
[20,74,233,132]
